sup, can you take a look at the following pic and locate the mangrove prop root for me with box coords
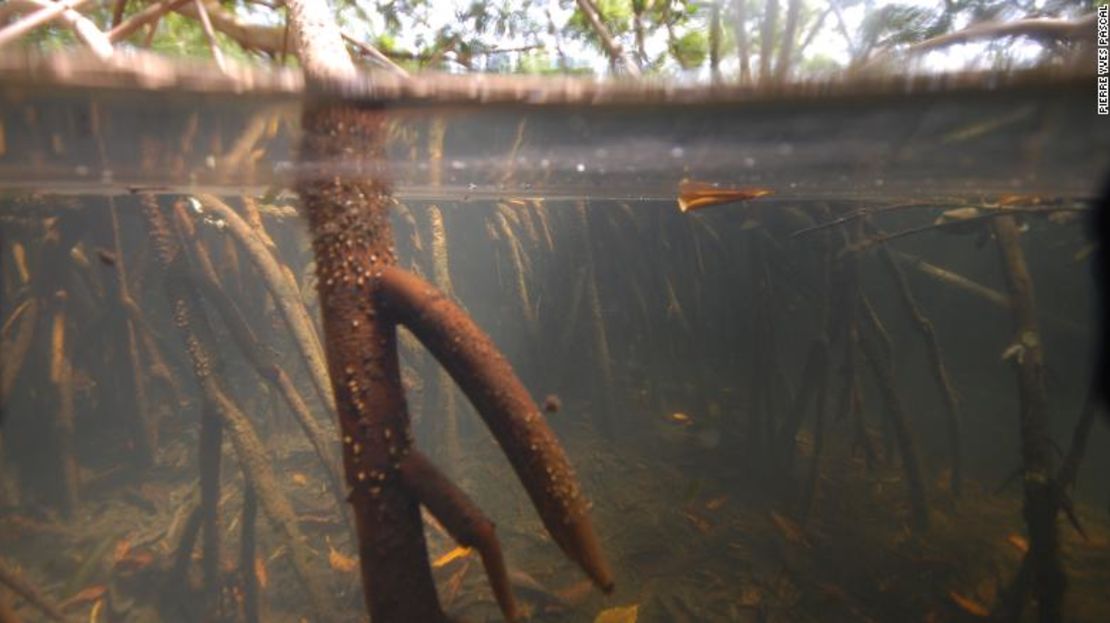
[301,104,447,623]
[194,193,335,415]
[110,203,158,464]
[164,501,202,601]
[0,558,67,623]
[379,266,613,592]
[299,103,610,621]
[182,228,345,520]
[1058,384,1099,495]
[49,306,79,517]
[399,450,519,622]
[0,299,37,413]
[876,244,964,496]
[574,201,617,439]
[777,338,829,474]
[991,215,1065,623]
[241,485,260,623]
[198,404,222,605]
[425,205,461,470]
[857,321,930,532]
[141,197,331,621]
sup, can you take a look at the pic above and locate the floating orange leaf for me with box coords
[948,590,989,617]
[290,472,308,486]
[328,545,358,573]
[677,180,772,213]
[255,555,268,588]
[89,598,103,623]
[1006,533,1029,553]
[432,545,472,568]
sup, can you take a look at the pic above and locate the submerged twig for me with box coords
[0,557,68,623]
[991,214,1064,622]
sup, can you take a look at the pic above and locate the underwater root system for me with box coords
[296,102,612,622]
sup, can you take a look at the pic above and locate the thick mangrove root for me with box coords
[399,450,518,621]
[194,194,335,415]
[991,215,1064,623]
[140,198,332,621]
[876,246,964,496]
[379,265,613,592]
[857,323,930,532]
[298,102,610,622]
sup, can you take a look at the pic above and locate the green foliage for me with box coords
[8,0,1088,78]
[670,29,708,69]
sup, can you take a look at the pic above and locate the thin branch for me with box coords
[108,0,190,43]
[192,0,227,73]
[0,0,95,51]
[341,31,410,78]
[574,0,641,77]
[899,13,1096,57]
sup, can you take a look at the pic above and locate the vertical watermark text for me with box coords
[1099,5,1108,114]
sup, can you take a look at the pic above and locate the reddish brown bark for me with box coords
[298,102,611,621]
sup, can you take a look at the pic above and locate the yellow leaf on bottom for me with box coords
[594,604,638,623]
[949,590,989,617]
[255,555,269,588]
[432,545,472,568]
[329,546,358,573]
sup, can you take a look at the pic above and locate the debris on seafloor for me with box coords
[255,556,269,588]
[1006,533,1029,553]
[432,545,472,568]
[543,394,562,413]
[594,603,639,623]
[676,179,773,213]
[59,584,106,609]
[948,590,990,617]
[769,511,809,547]
[684,510,714,534]
[666,412,692,426]
[705,494,729,511]
[327,540,358,573]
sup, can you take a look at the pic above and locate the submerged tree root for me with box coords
[141,197,332,621]
[0,557,67,623]
[876,244,964,496]
[298,102,611,622]
[991,215,1064,623]
[194,194,335,416]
